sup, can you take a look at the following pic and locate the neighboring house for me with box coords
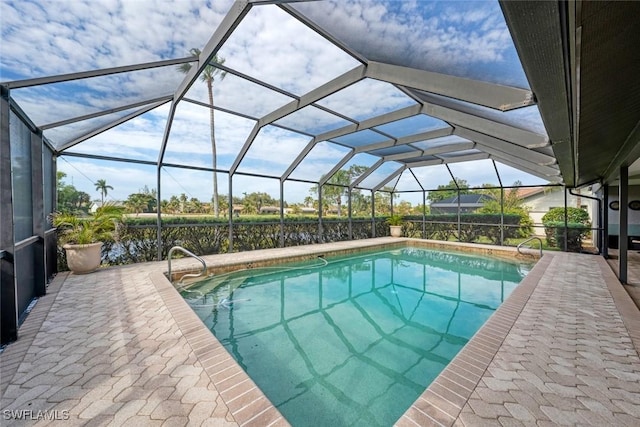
[430,194,492,214]
[300,207,317,215]
[519,187,596,236]
[232,205,244,217]
[325,206,343,215]
[259,206,291,215]
[428,187,597,238]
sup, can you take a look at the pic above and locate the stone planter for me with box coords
[63,242,103,274]
[389,225,402,237]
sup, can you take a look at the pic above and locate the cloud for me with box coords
[237,126,312,176]
[185,70,299,119]
[274,106,353,136]
[218,5,361,96]
[316,78,418,121]
[354,160,402,189]
[164,102,257,169]
[64,104,172,161]
[291,0,527,87]
[58,157,158,202]
[1,0,234,77]
[4,0,549,205]
[289,141,353,182]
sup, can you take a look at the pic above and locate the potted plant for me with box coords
[52,203,124,274]
[387,214,404,237]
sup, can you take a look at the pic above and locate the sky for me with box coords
[1,0,549,204]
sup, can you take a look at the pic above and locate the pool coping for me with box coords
[151,238,545,426]
[169,237,538,283]
[395,251,553,426]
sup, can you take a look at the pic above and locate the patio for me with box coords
[2,1,640,425]
[2,239,640,426]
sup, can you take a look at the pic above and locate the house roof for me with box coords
[514,187,546,199]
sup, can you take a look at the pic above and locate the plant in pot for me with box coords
[52,204,124,274]
[387,214,404,237]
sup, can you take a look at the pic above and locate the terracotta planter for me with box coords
[63,242,103,274]
[389,225,402,237]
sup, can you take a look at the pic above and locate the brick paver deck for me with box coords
[398,252,640,426]
[2,239,640,426]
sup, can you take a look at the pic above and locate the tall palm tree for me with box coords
[94,179,113,206]
[178,48,227,217]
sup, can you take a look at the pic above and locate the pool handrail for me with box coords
[167,246,207,283]
[517,236,543,258]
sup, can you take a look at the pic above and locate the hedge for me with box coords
[402,214,523,244]
[543,221,591,252]
[57,214,524,270]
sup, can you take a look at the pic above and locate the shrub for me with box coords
[542,207,591,250]
[545,221,590,252]
[403,213,522,243]
[542,207,590,225]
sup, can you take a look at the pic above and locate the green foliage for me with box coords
[542,207,591,250]
[125,189,157,214]
[478,186,533,237]
[402,213,522,244]
[544,222,590,252]
[94,179,113,204]
[59,213,526,269]
[386,214,403,226]
[53,203,125,245]
[542,207,590,225]
[241,192,278,214]
[57,171,91,214]
[427,178,470,203]
[310,165,369,216]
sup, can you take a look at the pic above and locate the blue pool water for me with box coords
[181,247,531,427]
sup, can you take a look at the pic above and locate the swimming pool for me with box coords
[181,246,531,426]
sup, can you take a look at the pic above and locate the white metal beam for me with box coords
[373,165,406,192]
[483,149,561,177]
[280,137,318,182]
[492,157,562,183]
[314,104,422,143]
[367,61,534,111]
[229,124,261,175]
[260,65,366,125]
[57,100,168,153]
[381,141,476,162]
[405,159,444,168]
[350,159,385,189]
[318,151,356,186]
[353,127,453,153]
[437,152,490,164]
[3,57,194,89]
[420,102,549,148]
[41,95,173,130]
[173,0,252,103]
[453,126,556,165]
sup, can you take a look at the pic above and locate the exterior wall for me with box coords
[606,185,640,236]
[523,188,597,236]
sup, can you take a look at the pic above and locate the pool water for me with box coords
[181,247,530,427]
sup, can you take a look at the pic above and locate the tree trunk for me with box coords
[207,79,219,217]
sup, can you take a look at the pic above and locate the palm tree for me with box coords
[178,48,227,217]
[94,179,113,206]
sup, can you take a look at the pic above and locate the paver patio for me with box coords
[2,239,640,426]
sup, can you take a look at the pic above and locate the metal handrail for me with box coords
[517,236,543,257]
[167,246,207,283]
